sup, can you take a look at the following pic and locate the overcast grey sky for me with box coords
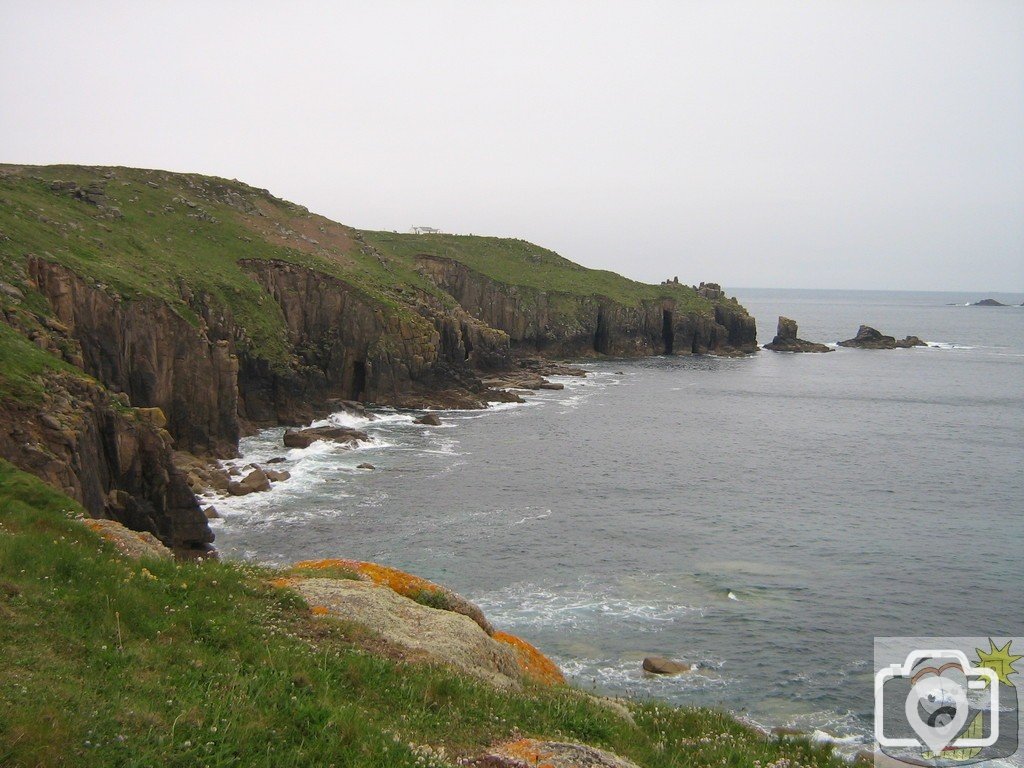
[2,1,1022,291]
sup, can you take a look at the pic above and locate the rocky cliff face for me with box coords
[0,371,211,552]
[236,260,511,425]
[28,258,240,456]
[416,256,757,356]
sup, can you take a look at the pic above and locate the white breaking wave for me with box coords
[473,581,705,633]
[923,340,976,350]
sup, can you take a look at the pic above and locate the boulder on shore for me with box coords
[283,425,369,449]
[227,467,271,496]
[641,656,691,675]
[838,325,927,350]
[763,316,832,353]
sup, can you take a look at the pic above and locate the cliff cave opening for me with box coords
[462,324,473,360]
[662,310,674,354]
[351,360,366,400]
[593,308,610,354]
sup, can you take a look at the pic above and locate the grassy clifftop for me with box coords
[0,164,725,368]
[362,230,714,312]
[0,459,842,767]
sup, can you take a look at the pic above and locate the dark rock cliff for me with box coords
[0,372,211,551]
[10,253,757,552]
[236,260,511,425]
[415,255,757,356]
[28,258,240,457]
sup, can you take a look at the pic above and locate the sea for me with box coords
[210,288,1024,757]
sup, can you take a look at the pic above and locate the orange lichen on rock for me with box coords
[484,738,641,768]
[493,631,566,686]
[309,605,330,616]
[269,577,296,589]
[82,518,172,560]
[497,739,557,767]
[290,558,439,594]
[289,558,494,634]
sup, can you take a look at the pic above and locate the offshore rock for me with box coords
[838,325,928,349]
[763,316,832,353]
[227,467,270,496]
[283,425,369,449]
[641,656,691,675]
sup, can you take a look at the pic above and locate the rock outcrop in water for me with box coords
[838,325,927,349]
[971,298,1007,306]
[763,316,832,353]
[282,425,369,449]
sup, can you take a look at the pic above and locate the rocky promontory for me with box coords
[763,316,831,353]
[0,163,759,552]
[971,298,1007,306]
[838,325,928,349]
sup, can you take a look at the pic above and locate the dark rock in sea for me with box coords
[415,413,442,426]
[283,425,369,449]
[227,467,270,496]
[838,325,927,350]
[356,462,375,470]
[763,316,832,353]
[264,469,291,482]
[971,298,1007,306]
[641,656,690,675]
[897,335,927,348]
[266,456,287,464]
[203,505,220,519]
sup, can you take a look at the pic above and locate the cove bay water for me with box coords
[212,289,1024,752]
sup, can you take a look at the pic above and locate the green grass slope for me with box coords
[363,230,714,312]
[0,459,842,768]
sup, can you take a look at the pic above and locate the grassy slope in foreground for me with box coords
[0,459,842,768]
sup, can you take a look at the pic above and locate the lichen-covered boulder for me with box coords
[295,578,522,688]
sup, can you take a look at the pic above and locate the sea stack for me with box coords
[838,325,927,349]
[971,298,1007,307]
[763,317,832,353]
